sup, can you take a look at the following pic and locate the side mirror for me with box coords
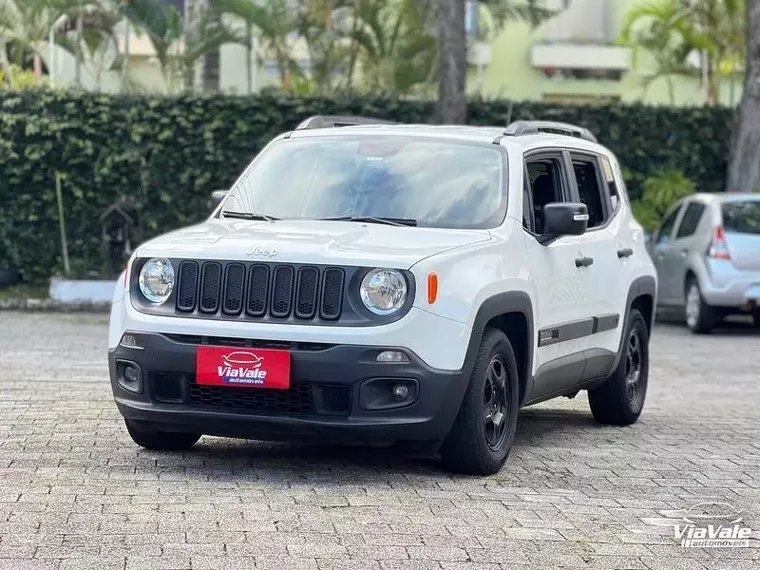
[209,189,228,212]
[539,202,588,245]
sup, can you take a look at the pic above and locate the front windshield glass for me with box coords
[222,135,506,229]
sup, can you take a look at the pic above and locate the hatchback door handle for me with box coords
[575,256,594,268]
[617,248,633,258]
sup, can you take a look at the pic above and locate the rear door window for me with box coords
[654,205,682,246]
[722,201,760,235]
[675,202,706,239]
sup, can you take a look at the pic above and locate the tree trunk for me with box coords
[122,20,131,92]
[726,0,760,193]
[245,25,252,94]
[75,14,83,87]
[436,0,466,124]
[0,37,10,86]
[33,53,43,84]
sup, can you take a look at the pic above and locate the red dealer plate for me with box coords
[195,346,290,389]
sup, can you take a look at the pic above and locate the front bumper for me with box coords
[109,332,470,445]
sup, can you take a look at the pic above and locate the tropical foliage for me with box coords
[620,0,745,105]
[630,169,696,230]
[0,91,734,281]
[0,0,567,98]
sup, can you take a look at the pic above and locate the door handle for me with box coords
[617,247,633,258]
[575,256,594,268]
[680,249,688,258]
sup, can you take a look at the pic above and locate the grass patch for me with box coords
[0,284,49,299]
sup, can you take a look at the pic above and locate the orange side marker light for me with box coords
[427,273,438,304]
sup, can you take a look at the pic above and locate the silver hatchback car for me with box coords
[648,193,760,333]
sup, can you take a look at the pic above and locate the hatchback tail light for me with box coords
[707,225,731,260]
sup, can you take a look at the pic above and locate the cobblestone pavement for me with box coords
[0,311,759,570]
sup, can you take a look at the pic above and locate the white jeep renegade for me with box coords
[108,116,657,475]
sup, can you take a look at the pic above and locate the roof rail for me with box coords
[295,115,396,130]
[503,120,597,143]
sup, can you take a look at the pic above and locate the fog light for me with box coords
[123,365,139,383]
[116,360,142,394]
[392,384,409,401]
[360,378,418,410]
[376,350,409,363]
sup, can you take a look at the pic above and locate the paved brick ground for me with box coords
[0,311,758,570]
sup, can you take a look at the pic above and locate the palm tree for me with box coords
[329,0,436,95]
[127,0,231,93]
[436,0,555,124]
[619,0,694,103]
[0,0,76,84]
[0,0,124,87]
[620,0,745,105]
[209,0,300,93]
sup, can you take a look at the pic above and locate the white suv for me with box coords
[108,117,658,475]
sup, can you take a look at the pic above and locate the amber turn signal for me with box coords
[427,273,438,304]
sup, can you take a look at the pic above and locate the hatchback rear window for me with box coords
[722,201,760,235]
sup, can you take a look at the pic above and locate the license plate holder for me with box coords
[195,346,290,389]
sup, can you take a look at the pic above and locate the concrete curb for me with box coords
[0,298,111,313]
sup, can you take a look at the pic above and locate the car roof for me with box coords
[285,123,613,156]
[685,192,760,205]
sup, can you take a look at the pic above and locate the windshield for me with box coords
[221,135,506,229]
[722,201,760,235]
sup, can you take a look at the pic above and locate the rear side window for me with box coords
[572,158,608,228]
[655,205,681,245]
[722,201,760,235]
[675,202,706,238]
[600,156,620,210]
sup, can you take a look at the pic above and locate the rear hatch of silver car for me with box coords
[721,200,760,271]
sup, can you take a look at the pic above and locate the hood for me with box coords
[135,218,492,268]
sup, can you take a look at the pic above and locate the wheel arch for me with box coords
[612,275,656,371]
[463,291,534,406]
[684,268,698,294]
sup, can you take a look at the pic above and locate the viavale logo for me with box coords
[643,501,755,548]
[218,351,267,385]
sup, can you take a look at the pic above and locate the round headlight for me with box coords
[138,258,175,304]
[360,268,407,315]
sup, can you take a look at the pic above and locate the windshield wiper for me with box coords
[221,210,279,222]
[322,215,417,227]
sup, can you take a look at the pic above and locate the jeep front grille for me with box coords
[174,260,345,322]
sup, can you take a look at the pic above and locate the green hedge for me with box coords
[0,91,735,283]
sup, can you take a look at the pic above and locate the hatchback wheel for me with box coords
[685,278,716,334]
[440,328,519,475]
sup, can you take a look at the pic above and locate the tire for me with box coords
[124,420,201,451]
[588,309,650,426]
[684,277,716,334]
[440,328,520,475]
